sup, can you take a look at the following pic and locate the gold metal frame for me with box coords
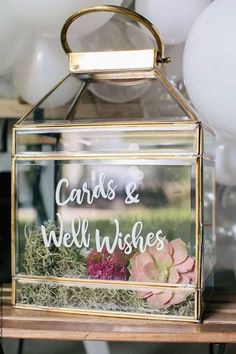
[11,99,215,323]
[68,49,158,76]
[11,5,215,323]
[14,274,196,290]
[11,133,214,322]
[13,304,198,323]
[60,6,171,78]
[60,5,168,62]
[13,277,197,322]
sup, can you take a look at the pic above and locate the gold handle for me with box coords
[60,5,170,64]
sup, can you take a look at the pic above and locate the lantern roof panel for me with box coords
[15,70,200,129]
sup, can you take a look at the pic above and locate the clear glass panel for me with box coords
[203,127,215,158]
[203,159,215,225]
[15,159,196,286]
[202,226,216,285]
[18,74,192,127]
[202,159,215,285]
[201,272,214,316]
[15,280,195,319]
[15,126,198,155]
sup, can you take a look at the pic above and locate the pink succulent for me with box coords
[128,239,195,309]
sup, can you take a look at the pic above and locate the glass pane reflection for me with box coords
[15,160,196,287]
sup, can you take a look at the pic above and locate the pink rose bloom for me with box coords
[128,239,195,309]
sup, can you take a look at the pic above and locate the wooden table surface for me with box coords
[2,284,236,343]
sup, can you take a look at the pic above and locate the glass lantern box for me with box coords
[11,6,215,322]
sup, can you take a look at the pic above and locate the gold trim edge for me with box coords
[13,275,198,290]
[13,304,198,322]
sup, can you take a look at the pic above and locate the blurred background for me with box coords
[1,0,236,353]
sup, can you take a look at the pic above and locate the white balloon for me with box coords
[184,0,236,138]
[135,0,211,45]
[85,18,153,102]
[165,44,184,84]
[89,81,151,103]
[13,36,81,108]
[9,0,122,38]
[215,133,236,186]
[0,1,28,73]
[80,15,154,51]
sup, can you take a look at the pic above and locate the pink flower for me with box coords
[128,239,195,309]
[87,248,129,281]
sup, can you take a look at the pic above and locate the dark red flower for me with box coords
[87,248,129,281]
